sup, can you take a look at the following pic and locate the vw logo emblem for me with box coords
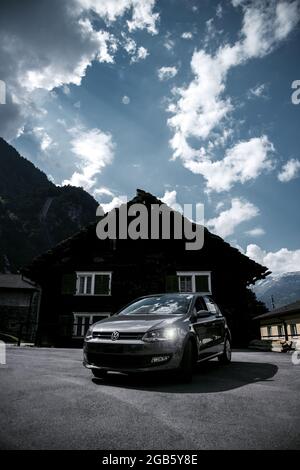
[111,331,119,341]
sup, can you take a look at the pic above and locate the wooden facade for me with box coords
[0,274,39,342]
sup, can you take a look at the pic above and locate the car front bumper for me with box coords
[83,338,184,372]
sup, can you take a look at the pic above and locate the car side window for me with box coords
[204,297,222,316]
[194,296,208,313]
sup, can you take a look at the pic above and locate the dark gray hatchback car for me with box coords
[83,293,232,381]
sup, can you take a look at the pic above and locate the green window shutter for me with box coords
[94,274,110,295]
[61,273,77,295]
[195,274,209,293]
[165,275,179,293]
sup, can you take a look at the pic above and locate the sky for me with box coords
[0,0,300,274]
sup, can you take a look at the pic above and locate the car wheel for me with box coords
[178,340,193,383]
[91,369,107,379]
[218,337,232,364]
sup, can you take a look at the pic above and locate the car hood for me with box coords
[92,314,185,333]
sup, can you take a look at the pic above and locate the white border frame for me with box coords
[75,271,112,296]
[176,271,212,294]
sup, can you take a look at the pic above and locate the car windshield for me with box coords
[118,294,193,315]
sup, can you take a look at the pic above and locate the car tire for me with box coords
[91,369,107,379]
[218,337,232,364]
[178,340,193,383]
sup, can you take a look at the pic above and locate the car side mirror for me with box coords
[196,309,211,318]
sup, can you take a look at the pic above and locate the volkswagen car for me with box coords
[83,293,232,382]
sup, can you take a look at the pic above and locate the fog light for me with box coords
[151,355,170,363]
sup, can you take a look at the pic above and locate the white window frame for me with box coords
[267,325,272,337]
[290,323,298,337]
[277,324,284,338]
[73,312,111,337]
[75,271,112,296]
[176,271,211,294]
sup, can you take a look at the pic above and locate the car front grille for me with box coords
[86,353,172,369]
[92,331,144,340]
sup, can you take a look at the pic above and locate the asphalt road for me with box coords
[0,347,299,450]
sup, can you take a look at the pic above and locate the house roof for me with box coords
[22,189,270,284]
[0,274,37,290]
[253,300,300,320]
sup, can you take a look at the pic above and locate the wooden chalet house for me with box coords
[22,189,269,347]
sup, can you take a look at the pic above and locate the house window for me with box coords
[76,272,112,296]
[73,313,111,337]
[290,323,298,337]
[277,324,284,337]
[179,275,193,292]
[77,275,92,294]
[176,271,211,294]
[267,326,272,337]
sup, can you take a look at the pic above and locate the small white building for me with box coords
[254,300,300,342]
[0,274,39,342]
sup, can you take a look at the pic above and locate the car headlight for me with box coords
[85,327,93,341]
[142,327,179,342]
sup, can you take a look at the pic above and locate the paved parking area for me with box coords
[0,347,299,449]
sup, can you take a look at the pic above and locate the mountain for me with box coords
[0,137,98,272]
[252,271,300,309]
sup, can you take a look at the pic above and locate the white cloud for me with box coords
[22,19,118,93]
[181,32,193,40]
[164,38,175,51]
[122,95,130,105]
[247,83,267,99]
[278,158,300,182]
[167,0,300,191]
[127,0,159,34]
[121,34,149,62]
[160,189,204,225]
[207,198,259,238]
[0,0,158,140]
[62,85,71,95]
[160,190,181,211]
[183,136,274,193]
[135,46,149,61]
[240,1,300,58]
[167,47,235,156]
[215,201,225,212]
[245,227,265,237]
[203,17,222,47]
[246,244,300,273]
[130,46,149,63]
[77,0,159,34]
[32,127,54,152]
[122,35,137,54]
[93,187,114,197]
[157,66,178,81]
[62,127,115,190]
[101,195,128,213]
[216,4,223,18]
[92,186,128,212]
[275,1,300,40]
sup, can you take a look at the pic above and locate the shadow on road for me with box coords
[91,360,278,393]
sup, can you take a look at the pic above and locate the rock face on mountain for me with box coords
[253,271,300,309]
[0,138,98,272]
